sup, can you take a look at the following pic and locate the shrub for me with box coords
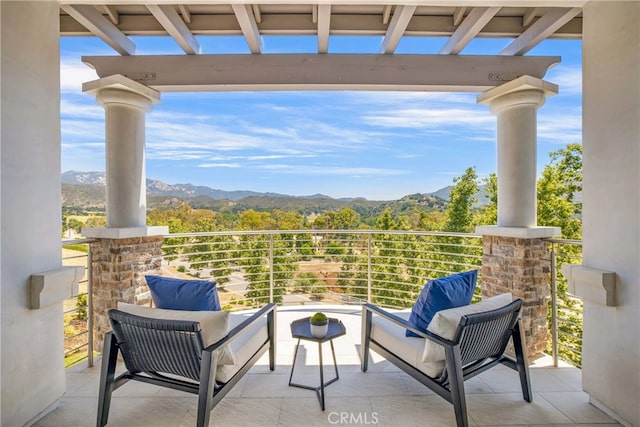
[75,294,88,321]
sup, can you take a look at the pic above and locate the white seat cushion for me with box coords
[215,310,269,383]
[116,302,235,365]
[370,310,445,378]
[422,293,513,363]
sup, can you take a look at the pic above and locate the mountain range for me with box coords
[61,170,488,213]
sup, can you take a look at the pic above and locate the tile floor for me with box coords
[36,306,619,427]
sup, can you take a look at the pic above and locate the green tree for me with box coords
[334,208,360,229]
[312,211,336,229]
[537,143,582,239]
[444,167,478,233]
[537,143,583,366]
[294,272,326,299]
[273,209,303,230]
[239,209,276,230]
[473,173,497,226]
[85,216,106,228]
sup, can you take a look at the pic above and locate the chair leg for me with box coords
[268,308,276,371]
[197,350,218,427]
[513,320,532,402]
[361,308,372,372]
[96,332,118,427]
[445,345,469,427]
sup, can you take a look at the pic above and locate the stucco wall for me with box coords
[582,2,640,425]
[0,2,64,425]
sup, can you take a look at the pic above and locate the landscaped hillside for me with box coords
[61,171,452,218]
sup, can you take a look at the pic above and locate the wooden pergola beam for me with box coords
[82,54,559,92]
[61,4,135,55]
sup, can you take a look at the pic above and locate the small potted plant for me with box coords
[310,312,329,338]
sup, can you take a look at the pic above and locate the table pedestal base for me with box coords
[288,339,339,410]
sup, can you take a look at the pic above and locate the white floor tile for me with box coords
[39,308,608,427]
[539,392,617,424]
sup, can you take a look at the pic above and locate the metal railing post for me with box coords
[86,244,94,367]
[269,234,274,304]
[367,233,372,303]
[550,242,559,368]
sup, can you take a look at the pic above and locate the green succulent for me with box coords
[310,312,328,324]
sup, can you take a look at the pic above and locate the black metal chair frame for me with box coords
[97,303,276,427]
[361,299,531,427]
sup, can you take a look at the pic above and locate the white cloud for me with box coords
[61,119,105,140]
[345,91,477,105]
[394,153,424,159]
[538,110,582,143]
[60,60,99,93]
[61,99,104,119]
[197,163,242,168]
[547,66,582,95]
[247,154,318,160]
[255,164,409,177]
[363,107,493,129]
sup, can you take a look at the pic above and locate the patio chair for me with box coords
[97,303,276,427]
[361,298,531,427]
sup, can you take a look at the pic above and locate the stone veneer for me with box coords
[481,235,551,357]
[90,236,164,351]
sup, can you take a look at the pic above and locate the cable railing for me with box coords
[162,230,584,367]
[62,239,95,368]
[547,238,584,368]
[162,230,484,311]
[65,230,584,369]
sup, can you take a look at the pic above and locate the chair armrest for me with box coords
[362,303,454,347]
[204,303,276,353]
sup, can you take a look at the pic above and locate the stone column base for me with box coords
[480,234,552,358]
[90,235,164,351]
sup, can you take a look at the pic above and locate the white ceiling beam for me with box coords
[522,8,538,27]
[147,5,201,54]
[103,5,119,25]
[61,5,134,55]
[60,1,589,7]
[252,5,262,24]
[380,5,417,54]
[178,5,191,24]
[231,4,263,53]
[501,7,581,55]
[453,7,467,26]
[317,5,331,53]
[82,54,559,93]
[440,7,500,55]
[382,6,392,25]
[61,14,583,39]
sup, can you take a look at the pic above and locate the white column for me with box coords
[83,75,167,238]
[1,3,66,425]
[476,76,559,239]
[580,2,640,426]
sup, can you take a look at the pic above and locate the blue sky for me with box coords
[60,36,582,201]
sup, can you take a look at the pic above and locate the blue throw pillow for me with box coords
[146,275,221,311]
[406,270,478,337]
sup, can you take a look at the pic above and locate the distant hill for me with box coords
[63,171,285,201]
[62,183,105,209]
[62,171,106,186]
[61,171,489,215]
[428,185,490,207]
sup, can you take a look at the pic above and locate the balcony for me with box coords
[62,231,584,369]
[43,305,616,426]
[48,231,612,426]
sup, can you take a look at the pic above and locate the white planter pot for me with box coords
[310,322,328,338]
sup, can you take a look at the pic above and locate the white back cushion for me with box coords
[422,293,513,363]
[117,302,235,365]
